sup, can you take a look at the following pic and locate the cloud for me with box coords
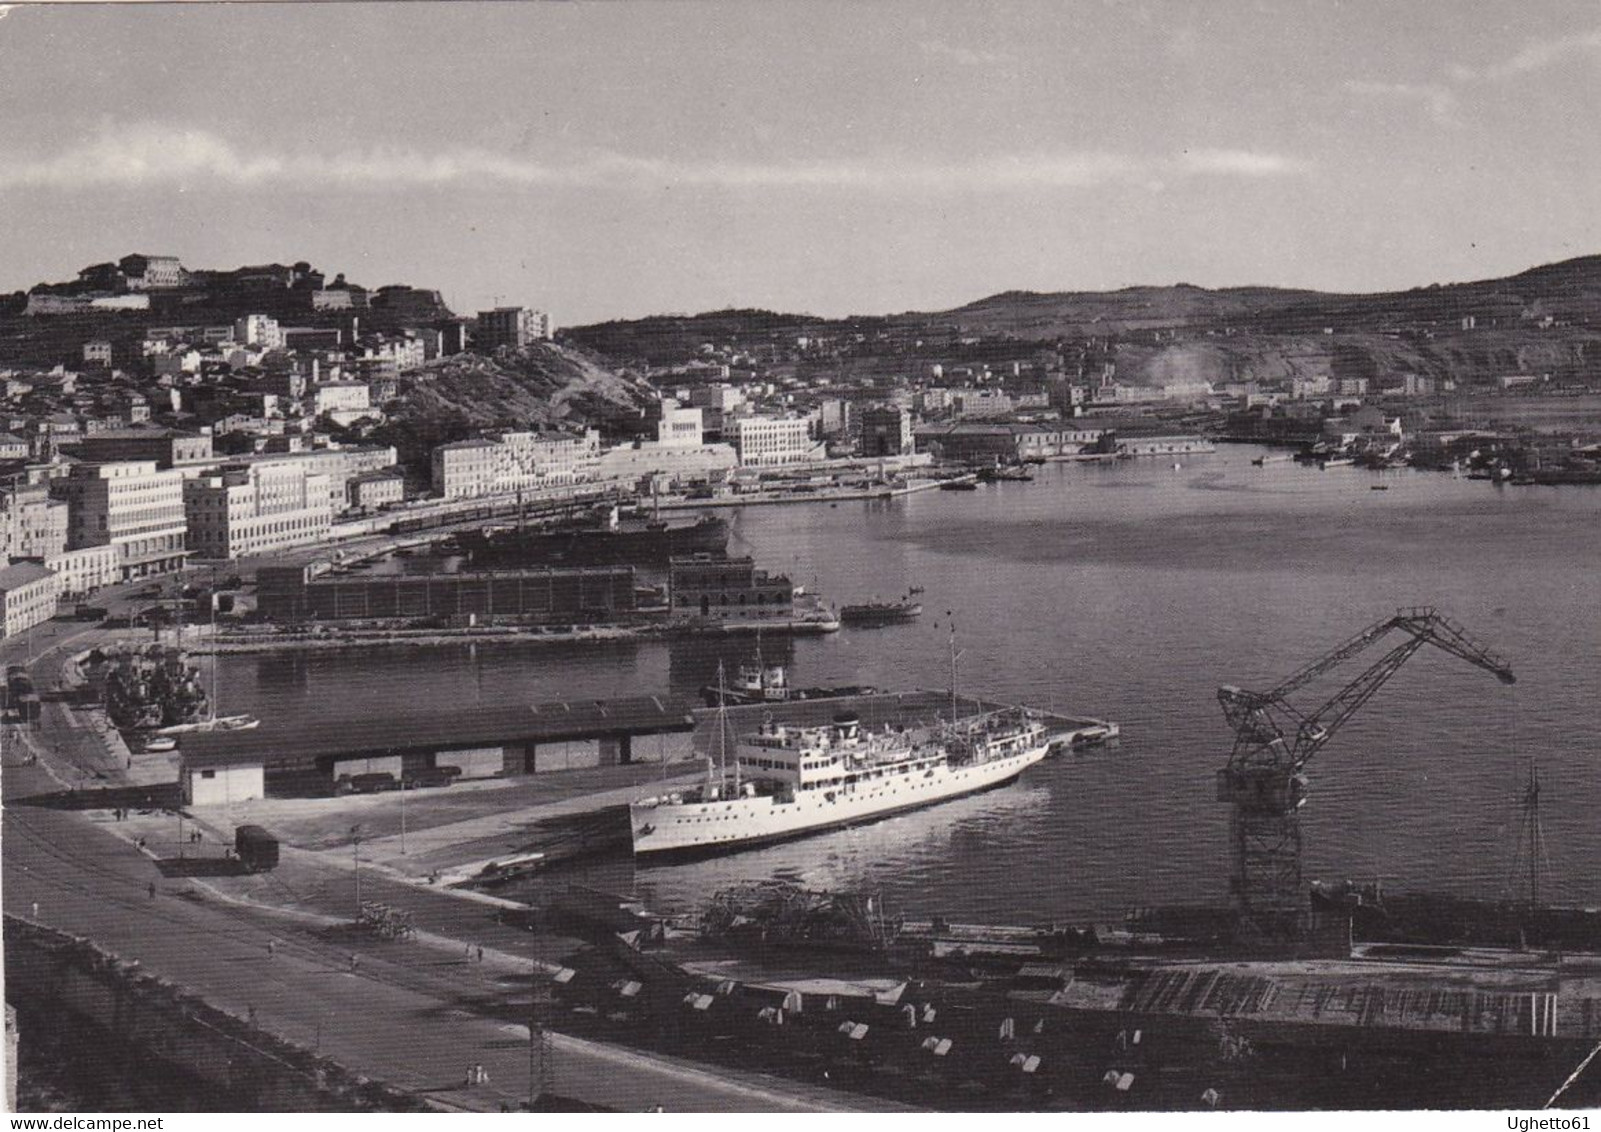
[0,125,1308,194]
[918,39,1014,67]
[1174,149,1312,177]
[1344,79,1462,128]
[1480,26,1601,79]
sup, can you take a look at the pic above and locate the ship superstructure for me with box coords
[631,706,1048,859]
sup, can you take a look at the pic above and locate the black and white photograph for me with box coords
[1,0,1599,1117]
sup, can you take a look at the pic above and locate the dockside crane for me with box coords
[1216,606,1515,938]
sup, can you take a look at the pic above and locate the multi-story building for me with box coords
[656,400,704,447]
[183,461,333,560]
[347,470,404,513]
[668,555,795,622]
[818,399,854,437]
[474,307,553,350]
[234,314,286,349]
[44,545,120,599]
[431,438,501,498]
[313,382,373,424]
[0,485,69,561]
[495,429,600,489]
[430,431,600,498]
[52,461,188,579]
[73,428,214,470]
[226,446,396,515]
[0,434,29,461]
[730,415,816,467]
[0,562,60,641]
[859,405,913,457]
[118,254,186,290]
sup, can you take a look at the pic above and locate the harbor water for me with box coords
[215,449,1601,923]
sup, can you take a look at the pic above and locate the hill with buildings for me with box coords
[565,254,1601,393]
[366,342,658,476]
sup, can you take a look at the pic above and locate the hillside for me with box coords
[563,253,1601,391]
[368,342,658,474]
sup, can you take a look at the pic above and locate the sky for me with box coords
[1,0,1599,325]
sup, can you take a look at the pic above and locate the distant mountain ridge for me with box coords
[567,253,1601,345]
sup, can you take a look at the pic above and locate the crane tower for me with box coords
[1216,606,1515,939]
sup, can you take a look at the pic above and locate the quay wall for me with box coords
[3,917,429,1112]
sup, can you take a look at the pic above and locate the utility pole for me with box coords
[351,824,364,917]
[399,775,407,856]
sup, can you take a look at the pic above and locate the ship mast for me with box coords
[946,616,963,728]
[1514,760,1547,907]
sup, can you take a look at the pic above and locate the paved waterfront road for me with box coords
[2,785,904,1112]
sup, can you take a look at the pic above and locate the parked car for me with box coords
[143,736,178,753]
[340,771,398,794]
[404,765,462,789]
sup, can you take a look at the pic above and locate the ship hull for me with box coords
[631,744,1046,860]
[460,516,728,568]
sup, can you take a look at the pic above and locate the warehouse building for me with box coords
[178,696,698,802]
[256,563,636,623]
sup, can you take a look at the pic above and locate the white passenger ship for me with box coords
[631,708,1049,859]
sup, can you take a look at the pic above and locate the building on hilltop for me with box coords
[475,307,554,350]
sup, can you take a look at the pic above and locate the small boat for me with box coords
[157,714,261,735]
[473,851,547,886]
[938,480,979,492]
[839,593,923,626]
[977,464,1034,483]
[1370,484,1389,491]
[703,658,876,707]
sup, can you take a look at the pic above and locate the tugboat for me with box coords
[839,591,923,626]
[701,648,876,707]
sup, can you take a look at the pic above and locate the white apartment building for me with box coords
[231,446,399,514]
[731,416,817,467]
[656,400,704,447]
[0,562,60,641]
[52,461,188,579]
[45,545,120,599]
[430,431,600,498]
[313,381,373,424]
[234,314,285,349]
[184,461,333,559]
[431,438,502,498]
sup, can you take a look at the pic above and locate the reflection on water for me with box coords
[217,449,1601,922]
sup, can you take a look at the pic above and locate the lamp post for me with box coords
[350,824,364,917]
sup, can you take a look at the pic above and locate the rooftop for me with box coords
[179,694,698,770]
[0,561,56,589]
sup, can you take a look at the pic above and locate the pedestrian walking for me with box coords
[348,953,359,974]
[475,945,484,963]
[464,1066,476,1089]
[30,902,38,919]
[147,882,156,899]
[474,1064,487,1086]
[266,938,277,959]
